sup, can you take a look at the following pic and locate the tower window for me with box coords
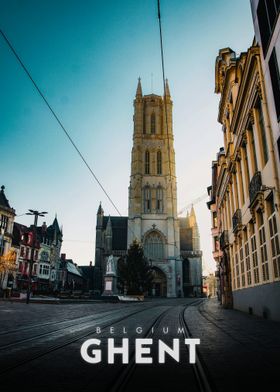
[157,150,162,174]
[151,112,156,134]
[144,186,151,213]
[144,231,164,260]
[145,150,150,174]
[156,186,163,213]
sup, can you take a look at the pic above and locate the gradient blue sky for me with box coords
[0,0,254,271]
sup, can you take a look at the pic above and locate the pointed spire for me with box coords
[164,78,170,98]
[189,205,197,228]
[97,202,103,215]
[136,77,142,98]
[105,215,112,236]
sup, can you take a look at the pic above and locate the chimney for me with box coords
[90,261,92,267]
[61,253,66,261]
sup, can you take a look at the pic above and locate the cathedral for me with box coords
[94,79,202,297]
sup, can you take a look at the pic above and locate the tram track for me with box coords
[107,299,209,392]
[0,304,147,350]
[0,303,135,337]
[0,303,164,376]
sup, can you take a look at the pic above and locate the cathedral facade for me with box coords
[94,80,202,297]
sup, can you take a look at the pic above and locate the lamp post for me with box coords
[25,210,47,304]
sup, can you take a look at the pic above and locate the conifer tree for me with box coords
[118,240,153,295]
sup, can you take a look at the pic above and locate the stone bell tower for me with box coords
[128,78,182,297]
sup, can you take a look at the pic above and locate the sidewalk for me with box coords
[185,299,280,391]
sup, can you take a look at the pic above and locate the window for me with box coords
[151,112,156,134]
[251,226,259,284]
[157,150,162,174]
[145,151,150,174]
[156,186,163,213]
[144,186,151,213]
[213,211,218,228]
[0,214,8,231]
[242,144,250,193]
[268,48,280,120]
[257,0,280,57]
[258,211,269,281]
[244,231,252,286]
[240,246,245,287]
[256,100,269,165]
[267,195,280,278]
[248,124,258,175]
[235,251,240,289]
[144,231,164,260]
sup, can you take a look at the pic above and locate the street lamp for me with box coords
[25,210,47,304]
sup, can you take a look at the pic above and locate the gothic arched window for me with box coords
[157,150,162,174]
[156,186,163,213]
[151,112,156,134]
[144,186,151,213]
[145,150,150,174]
[144,231,164,260]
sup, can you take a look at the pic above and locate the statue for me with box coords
[106,255,115,275]
[102,255,117,296]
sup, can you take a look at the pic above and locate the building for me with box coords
[60,253,84,291]
[80,261,95,292]
[0,185,16,291]
[209,43,280,320]
[207,149,230,305]
[94,80,202,297]
[180,207,203,296]
[250,0,280,170]
[13,217,63,293]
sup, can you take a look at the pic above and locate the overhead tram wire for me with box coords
[157,1,178,250]
[0,29,124,217]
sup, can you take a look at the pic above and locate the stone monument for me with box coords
[102,255,118,296]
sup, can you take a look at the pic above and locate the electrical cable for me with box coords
[0,28,122,218]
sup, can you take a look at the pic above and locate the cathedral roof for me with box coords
[102,216,128,250]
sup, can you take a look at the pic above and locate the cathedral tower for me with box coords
[128,79,182,297]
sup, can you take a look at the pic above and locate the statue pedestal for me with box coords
[102,273,117,296]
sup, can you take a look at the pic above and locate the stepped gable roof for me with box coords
[102,216,128,251]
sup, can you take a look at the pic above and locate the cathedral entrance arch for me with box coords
[149,266,167,297]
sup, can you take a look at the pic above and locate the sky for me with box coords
[0,0,254,273]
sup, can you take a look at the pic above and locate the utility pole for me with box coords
[25,210,47,304]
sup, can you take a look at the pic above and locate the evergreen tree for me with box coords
[118,240,153,295]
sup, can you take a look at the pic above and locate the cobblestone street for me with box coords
[0,298,279,391]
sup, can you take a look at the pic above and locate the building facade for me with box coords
[94,80,202,297]
[13,217,63,293]
[251,0,280,170]
[0,185,16,291]
[209,44,280,320]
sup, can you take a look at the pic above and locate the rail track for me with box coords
[0,303,166,375]
[106,299,215,392]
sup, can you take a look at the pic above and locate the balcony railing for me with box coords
[232,209,242,233]
[220,230,229,249]
[249,171,262,204]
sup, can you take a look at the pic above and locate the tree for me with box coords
[0,248,17,274]
[118,240,153,295]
